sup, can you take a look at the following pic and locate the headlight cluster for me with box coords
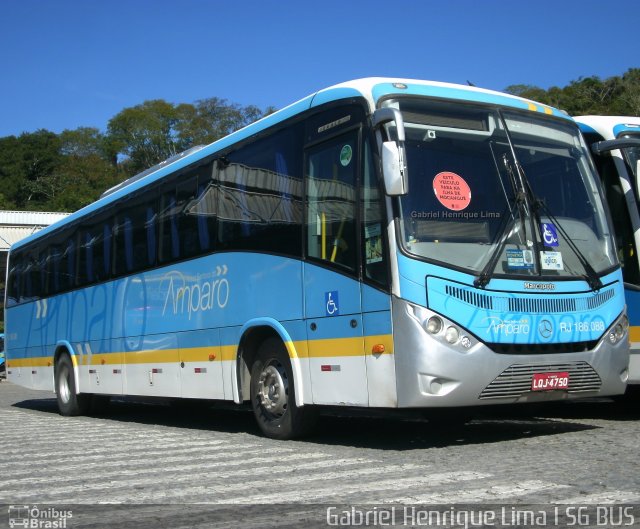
[421,313,473,349]
[608,314,629,345]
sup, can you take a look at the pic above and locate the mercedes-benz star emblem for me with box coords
[538,319,553,339]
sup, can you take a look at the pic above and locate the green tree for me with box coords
[106,99,190,175]
[1,96,274,212]
[16,129,62,209]
[615,68,640,115]
[48,127,121,211]
[176,97,268,146]
[0,135,23,209]
[504,68,640,116]
[503,84,548,103]
[106,97,274,178]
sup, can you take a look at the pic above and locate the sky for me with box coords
[1,0,638,138]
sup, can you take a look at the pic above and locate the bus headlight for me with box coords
[425,316,443,334]
[607,313,629,345]
[445,326,460,344]
[407,302,476,352]
[614,323,625,341]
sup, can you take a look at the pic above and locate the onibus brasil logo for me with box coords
[8,506,72,528]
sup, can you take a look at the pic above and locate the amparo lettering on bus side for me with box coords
[162,269,230,319]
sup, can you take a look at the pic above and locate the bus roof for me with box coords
[12,77,571,252]
[575,115,640,140]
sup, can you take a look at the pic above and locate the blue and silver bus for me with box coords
[576,115,640,387]
[4,79,629,439]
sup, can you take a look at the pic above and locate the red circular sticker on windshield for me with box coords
[433,171,471,211]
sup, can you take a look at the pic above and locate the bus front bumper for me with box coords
[392,298,629,408]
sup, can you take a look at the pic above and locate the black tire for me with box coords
[250,338,316,439]
[55,354,90,416]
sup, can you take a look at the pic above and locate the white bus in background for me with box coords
[576,116,640,388]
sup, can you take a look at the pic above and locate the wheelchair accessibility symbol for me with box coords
[540,222,559,247]
[325,291,340,316]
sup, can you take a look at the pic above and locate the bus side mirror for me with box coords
[373,107,409,196]
[590,137,640,197]
[381,141,408,196]
[591,138,640,156]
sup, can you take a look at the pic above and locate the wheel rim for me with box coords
[256,360,289,417]
[58,364,71,404]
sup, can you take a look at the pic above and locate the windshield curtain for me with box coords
[387,98,616,279]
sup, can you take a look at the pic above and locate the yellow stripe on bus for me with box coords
[6,335,395,369]
[6,357,51,368]
[294,335,394,358]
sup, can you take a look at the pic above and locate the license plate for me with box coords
[531,372,569,391]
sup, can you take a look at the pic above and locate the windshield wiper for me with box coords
[474,190,528,289]
[475,153,529,289]
[524,177,603,291]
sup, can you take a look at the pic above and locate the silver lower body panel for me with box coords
[392,297,628,408]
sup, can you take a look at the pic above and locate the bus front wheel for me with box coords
[250,338,315,439]
[55,354,90,416]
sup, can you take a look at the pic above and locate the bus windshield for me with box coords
[388,98,616,279]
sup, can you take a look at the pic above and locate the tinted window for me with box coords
[6,256,22,306]
[159,190,179,263]
[157,162,215,263]
[176,170,210,259]
[217,125,303,256]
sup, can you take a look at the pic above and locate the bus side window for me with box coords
[113,215,132,275]
[6,259,21,307]
[176,175,201,259]
[130,203,153,272]
[103,222,112,278]
[159,191,179,263]
[196,183,211,252]
[306,132,358,272]
[21,251,43,301]
[79,231,94,285]
[59,238,76,291]
[146,205,157,267]
[50,245,62,294]
[38,250,49,297]
[88,222,106,282]
[216,127,302,257]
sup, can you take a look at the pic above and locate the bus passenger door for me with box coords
[304,131,368,406]
[360,140,397,408]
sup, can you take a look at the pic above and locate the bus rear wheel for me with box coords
[250,338,315,439]
[55,354,90,416]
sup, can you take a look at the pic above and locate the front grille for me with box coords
[479,361,601,400]
[508,296,576,313]
[445,285,494,310]
[487,340,599,355]
[444,284,615,314]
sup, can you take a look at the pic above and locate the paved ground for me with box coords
[1,380,639,527]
